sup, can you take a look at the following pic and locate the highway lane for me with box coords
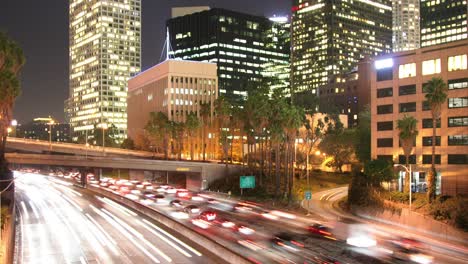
[15,172,221,264]
[302,187,468,264]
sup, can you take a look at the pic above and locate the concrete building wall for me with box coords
[370,39,468,195]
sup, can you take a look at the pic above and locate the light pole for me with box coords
[394,164,412,211]
[48,120,55,152]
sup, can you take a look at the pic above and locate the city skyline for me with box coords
[0,0,289,123]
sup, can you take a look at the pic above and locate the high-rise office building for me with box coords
[420,0,467,47]
[291,0,392,94]
[167,8,290,104]
[392,0,420,52]
[67,0,141,142]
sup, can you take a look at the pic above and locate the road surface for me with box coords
[14,171,221,264]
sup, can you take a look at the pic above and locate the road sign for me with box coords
[240,176,255,189]
[305,191,312,200]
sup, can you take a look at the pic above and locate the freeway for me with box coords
[14,171,221,264]
[302,187,468,264]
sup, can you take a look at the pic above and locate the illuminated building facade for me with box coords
[392,0,420,52]
[67,0,141,142]
[127,60,218,159]
[167,8,290,104]
[16,117,71,143]
[317,58,373,128]
[291,0,392,94]
[420,0,467,47]
[371,39,468,196]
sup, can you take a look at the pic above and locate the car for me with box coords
[142,191,156,198]
[307,224,335,240]
[170,210,189,219]
[191,217,212,229]
[170,199,183,208]
[199,210,217,221]
[153,194,166,204]
[165,187,177,194]
[237,225,255,235]
[176,190,191,198]
[184,205,200,215]
[387,237,433,263]
[213,218,235,229]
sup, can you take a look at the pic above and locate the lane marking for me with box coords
[137,219,192,258]
[101,209,172,262]
[142,219,202,257]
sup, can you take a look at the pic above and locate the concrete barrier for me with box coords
[86,185,252,264]
[0,191,16,264]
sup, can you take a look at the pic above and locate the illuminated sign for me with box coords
[375,58,394,69]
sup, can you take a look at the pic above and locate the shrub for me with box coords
[430,196,468,231]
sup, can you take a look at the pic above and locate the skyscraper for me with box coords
[420,0,468,47]
[67,0,141,142]
[167,8,290,104]
[291,0,392,94]
[392,0,420,52]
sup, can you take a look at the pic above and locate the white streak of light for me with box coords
[80,256,87,264]
[137,220,192,258]
[101,196,138,216]
[85,213,117,245]
[142,219,202,257]
[20,201,29,219]
[85,213,119,255]
[90,206,160,263]
[29,200,40,219]
[60,193,83,212]
[101,209,172,262]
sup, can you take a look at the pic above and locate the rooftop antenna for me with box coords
[159,27,174,62]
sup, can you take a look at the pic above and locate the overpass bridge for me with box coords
[6,153,240,191]
[6,137,155,158]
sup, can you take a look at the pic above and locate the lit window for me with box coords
[448,54,467,71]
[399,63,416,78]
[422,59,441,75]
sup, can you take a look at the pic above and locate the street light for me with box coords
[394,164,412,211]
[48,120,55,152]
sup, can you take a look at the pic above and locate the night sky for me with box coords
[0,0,290,123]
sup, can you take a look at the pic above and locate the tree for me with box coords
[145,112,171,160]
[354,107,371,163]
[185,113,200,160]
[424,77,448,202]
[121,138,135,150]
[172,121,185,160]
[318,119,355,173]
[93,123,118,148]
[199,102,211,161]
[0,32,25,178]
[215,96,231,165]
[281,103,304,202]
[364,159,395,187]
[397,115,418,193]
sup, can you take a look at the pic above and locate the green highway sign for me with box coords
[240,176,255,189]
[305,191,312,200]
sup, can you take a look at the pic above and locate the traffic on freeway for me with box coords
[15,168,467,264]
[14,170,221,264]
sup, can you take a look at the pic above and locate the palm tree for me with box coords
[145,112,171,160]
[214,96,231,165]
[199,102,211,161]
[424,77,448,202]
[397,115,419,193]
[0,32,25,176]
[185,113,200,160]
[282,103,304,202]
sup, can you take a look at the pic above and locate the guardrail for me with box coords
[85,185,252,264]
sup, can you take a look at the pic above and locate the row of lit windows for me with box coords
[377,97,468,114]
[377,135,468,147]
